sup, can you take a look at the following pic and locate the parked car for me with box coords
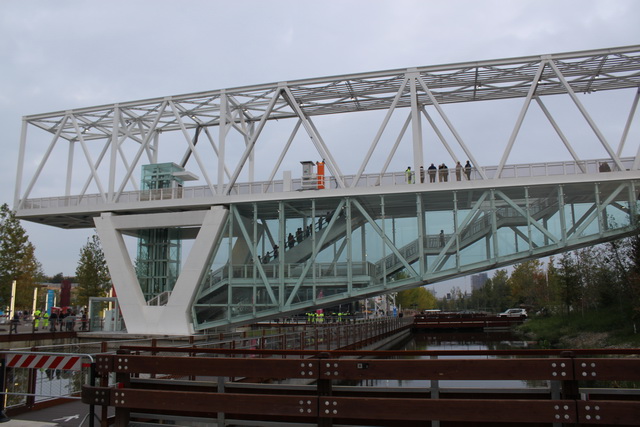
[499,308,528,318]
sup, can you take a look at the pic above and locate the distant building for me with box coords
[470,273,488,291]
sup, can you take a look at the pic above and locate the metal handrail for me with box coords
[19,157,635,210]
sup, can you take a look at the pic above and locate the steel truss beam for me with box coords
[15,45,640,213]
[13,46,640,334]
[190,178,639,330]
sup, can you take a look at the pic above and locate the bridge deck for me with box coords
[15,157,637,229]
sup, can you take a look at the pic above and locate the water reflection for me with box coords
[404,331,534,352]
[345,331,545,389]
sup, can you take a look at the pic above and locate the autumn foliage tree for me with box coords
[0,203,42,310]
[507,259,547,308]
[397,286,438,311]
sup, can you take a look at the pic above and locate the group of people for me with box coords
[305,311,352,323]
[406,161,473,184]
[30,308,88,332]
[258,209,343,264]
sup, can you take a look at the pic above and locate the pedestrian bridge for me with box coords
[18,158,640,333]
[13,45,640,334]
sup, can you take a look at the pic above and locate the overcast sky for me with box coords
[1,0,638,292]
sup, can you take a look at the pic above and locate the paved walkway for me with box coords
[2,421,56,427]
[0,320,83,335]
[5,400,106,427]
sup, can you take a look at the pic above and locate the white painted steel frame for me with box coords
[191,178,638,330]
[12,45,640,334]
[14,45,640,214]
[95,207,228,335]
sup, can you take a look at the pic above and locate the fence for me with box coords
[20,157,635,211]
[81,348,640,426]
[0,320,409,425]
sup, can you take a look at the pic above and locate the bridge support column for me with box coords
[95,207,228,335]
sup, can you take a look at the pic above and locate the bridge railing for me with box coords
[19,157,635,211]
[82,348,640,426]
[199,261,377,293]
[190,317,411,354]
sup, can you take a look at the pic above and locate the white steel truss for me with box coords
[12,45,640,334]
[14,45,640,223]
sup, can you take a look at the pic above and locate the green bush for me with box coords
[518,307,639,348]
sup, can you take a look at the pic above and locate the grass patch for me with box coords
[518,306,639,348]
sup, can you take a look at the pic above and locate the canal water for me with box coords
[348,330,545,389]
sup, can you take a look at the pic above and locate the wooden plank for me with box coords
[108,355,318,379]
[577,400,640,424]
[575,358,640,381]
[317,358,574,381]
[111,388,317,417]
[318,397,577,423]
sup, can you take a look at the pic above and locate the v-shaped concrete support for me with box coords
[94,206,228,335]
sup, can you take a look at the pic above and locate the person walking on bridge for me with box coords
[10,312,19,334]
[49,310,58,332]
[599,162,611,172]
[42,311,49,330]
[456,161,463,181]
[428,163,437,183]
[464,160,472,180]
[33,308,41,330]
[405,166,413,184]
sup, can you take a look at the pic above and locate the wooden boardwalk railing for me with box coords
[82,348,640,426]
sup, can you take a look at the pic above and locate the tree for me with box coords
[490,269,511,311]
[75,234,111,307]
[508,260,546,308]
[50,272,65,283]
[556,252,581,315]
[623,233,640,329]
[600,233,640,320]
[397,286,438,312]
[0,203,43,309]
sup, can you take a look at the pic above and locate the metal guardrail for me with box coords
[0,351,97,426]
[18,157,635,211]
[138,317,412,356]
[0,319,409,425]
[82,348,640,426]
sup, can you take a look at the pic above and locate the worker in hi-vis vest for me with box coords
[33,309,41,329]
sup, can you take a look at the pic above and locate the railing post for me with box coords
[88,360,96,427]
[114,350,130,426]
[281,333,286,358]
[217,375,226,427]
[317,352,333,427]
[430,354,440,427]
[150,338,157,379]
[0,355,10,423]
[100,342,109,427]
[550,377,562,427]
[26,347,37,408]
[560,351,579,400]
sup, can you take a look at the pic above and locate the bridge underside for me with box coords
[94,174,639,333]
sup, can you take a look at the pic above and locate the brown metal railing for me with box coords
[83,348,640,426]
[194,317,412,353]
